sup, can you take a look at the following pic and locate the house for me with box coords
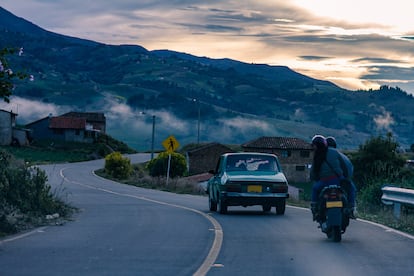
[242,136,313,183]
[186,143,234,175]
[60,112,106,133]
[0,109,17,145]
[0,109,30,146]
[26,112,106,143]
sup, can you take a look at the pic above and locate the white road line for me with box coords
[63,168,223,276]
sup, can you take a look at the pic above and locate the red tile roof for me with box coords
[49,117,86,129]
[242,136,312,150]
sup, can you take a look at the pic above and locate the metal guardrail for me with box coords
[381,185,414,219]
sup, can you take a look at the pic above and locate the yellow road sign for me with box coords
[162,135,180,153]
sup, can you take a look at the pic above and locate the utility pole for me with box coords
[151,115,155,159]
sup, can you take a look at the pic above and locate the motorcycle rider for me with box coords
[310,135,353,221]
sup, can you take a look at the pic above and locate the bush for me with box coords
[146,151,187,177]
[0,150,71,235]
[351,133,406,191]
[104,152,133,179]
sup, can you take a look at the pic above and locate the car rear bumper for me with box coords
[220,192,289,206]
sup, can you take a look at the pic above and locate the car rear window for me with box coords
[226,155,279,172]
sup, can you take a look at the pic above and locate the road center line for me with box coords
[60,168,223,276]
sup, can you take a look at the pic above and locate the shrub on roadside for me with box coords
[104,152,133,179]
[0,150,72,235]
[352,133,406,191]
[145,151,187,178]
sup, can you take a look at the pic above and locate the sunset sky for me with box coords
[2,0,414,95]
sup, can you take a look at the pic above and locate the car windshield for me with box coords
[226,155,279,172]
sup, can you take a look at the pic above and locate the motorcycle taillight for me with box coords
[328,191,341,199]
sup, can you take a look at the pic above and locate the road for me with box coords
[1,153,414,275]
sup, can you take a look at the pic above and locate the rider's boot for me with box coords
[346,202,357,219]
[310,202,319,221]
[349,206,357,219]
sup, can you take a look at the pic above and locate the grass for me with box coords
[0,135,137,165]
[1,144,92,164]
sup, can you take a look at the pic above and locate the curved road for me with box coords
[1,154,414,275]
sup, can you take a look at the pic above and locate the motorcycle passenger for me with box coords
[326,136,357,218]
[310,135,352,221]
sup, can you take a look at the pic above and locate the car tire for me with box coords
[275,199,286,215]
[209,193,217,212]
[262,204,271,212]
[218,197,227,214]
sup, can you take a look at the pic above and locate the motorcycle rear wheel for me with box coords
[332,226,342,242]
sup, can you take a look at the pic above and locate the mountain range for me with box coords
[1,6,413,150]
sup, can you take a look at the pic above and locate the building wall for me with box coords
[282,164,311,183]
[63,129,84,142]
[0,111,12,145]
[27,118,55,140]
[187,144,234,175]
[12,128,29,146]
[62,129,95,143]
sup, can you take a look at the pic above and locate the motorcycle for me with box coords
[315,184,351,242]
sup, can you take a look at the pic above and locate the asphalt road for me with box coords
[1,153,414,276]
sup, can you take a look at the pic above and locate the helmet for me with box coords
[326,136,337,148]
[311,135,327,148]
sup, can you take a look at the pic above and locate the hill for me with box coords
[1,6,413,150]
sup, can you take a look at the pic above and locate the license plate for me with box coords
[248,185,262,193]
[326,201,343,208]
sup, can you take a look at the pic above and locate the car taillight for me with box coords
[272,183,288,193]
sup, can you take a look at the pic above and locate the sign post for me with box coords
[162,135,180,186]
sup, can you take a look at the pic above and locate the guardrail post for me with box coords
[393,203,401,220]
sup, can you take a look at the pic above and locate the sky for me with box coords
[1,0,414,95]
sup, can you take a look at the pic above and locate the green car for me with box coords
[207,152,289,214]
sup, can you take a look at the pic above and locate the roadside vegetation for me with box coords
[0,149,74,236]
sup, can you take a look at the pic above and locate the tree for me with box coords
[0,47,28,102]
[351,132,405,190]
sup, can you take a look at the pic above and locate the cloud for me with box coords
[221,117,270,131]
[299,56,331,61]
[352,57,406,64]
[0,96,70,123]
[361,66,414,81]
[373,107,394,131]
